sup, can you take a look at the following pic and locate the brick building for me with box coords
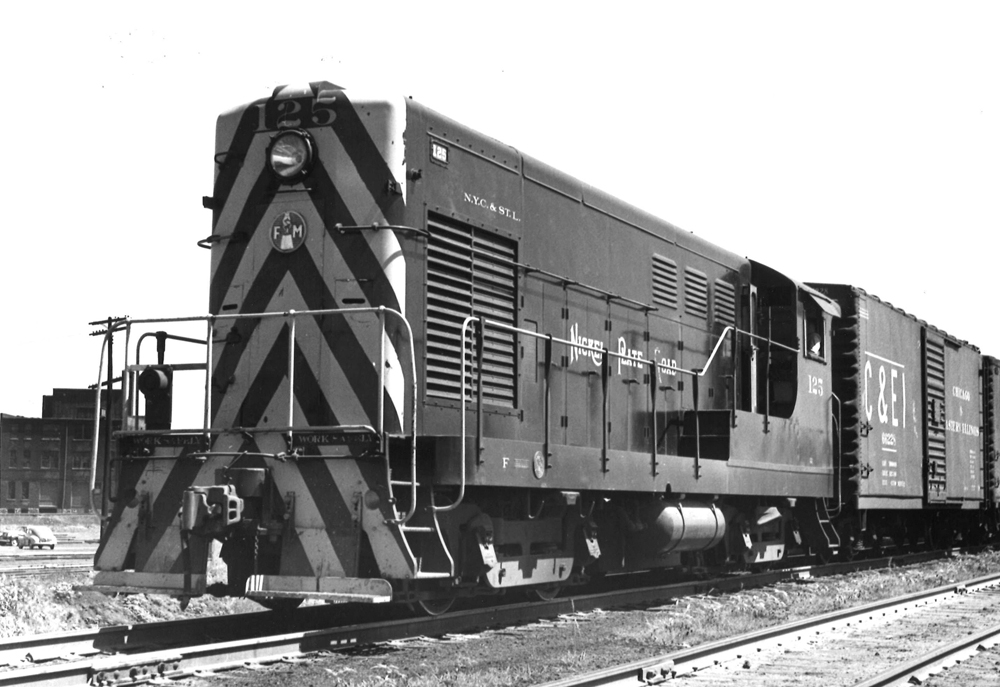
[0,388,122,513]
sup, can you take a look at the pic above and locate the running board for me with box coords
[88,571,207,596]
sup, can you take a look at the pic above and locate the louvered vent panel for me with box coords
[714,279,736,327]
[684,267,709,319]
[426,214,517,407]
[924,335,947,500]
[652,255,678,309]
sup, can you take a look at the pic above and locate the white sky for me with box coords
[1,2,997,418]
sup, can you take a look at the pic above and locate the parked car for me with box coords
[17,525,57,550]
[0,527,24,546]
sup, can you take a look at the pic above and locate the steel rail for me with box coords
[0,549,984,685]
[0,565,92,577]
[0,553,94,562]
[852,621,1000,687]
[3,577,812,687]
[533,570,1000,687]
[0,551,97,576]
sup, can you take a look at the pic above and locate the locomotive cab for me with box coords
[740,261,839,420]
[703,261,843,562]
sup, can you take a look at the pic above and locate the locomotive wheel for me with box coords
[931,522,955,550]
[258,597,304,612]
[527,586,560,601]
[413,597,456,616]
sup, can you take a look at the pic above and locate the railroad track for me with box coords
[0,564,93,577]
[856,623,1000,687]
[537,570,1000,687]
[0,552,95,577]
[0,549,985,686]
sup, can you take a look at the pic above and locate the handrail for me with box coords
[102,307,421,525]
[204,318,213,435]
[764,309,773,433]
[457,319,788,480]
[287,315,297,446]
[466,320,779,382]
[333,222,431,239]
[828,392,843,518]
[114,424,378,437]
[110,307,416,422]
[121,321,132,433]
[88,329,111,523]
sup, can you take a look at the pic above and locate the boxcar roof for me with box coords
[810,283,977,351]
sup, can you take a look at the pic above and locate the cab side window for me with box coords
[804,307,825,360]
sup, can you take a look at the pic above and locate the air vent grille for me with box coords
[652,254,678,309]
[714,279,736,327]
[684,267,709,319]
[426,214,517,407]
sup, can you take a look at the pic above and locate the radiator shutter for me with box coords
[714,279,736,327]
[426,214,517,407]
[684,267,709,319]
[652,254,678,309]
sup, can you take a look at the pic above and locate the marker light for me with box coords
[268,131,314,180]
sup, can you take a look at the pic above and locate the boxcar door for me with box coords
[943,342,982,503]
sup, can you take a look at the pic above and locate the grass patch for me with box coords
[0,571,259,638]
[270,551,1000,687]
[6,550,1000,687]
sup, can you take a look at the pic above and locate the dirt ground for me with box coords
[0,516,258,637]
[147,554,1000,686]
[195,553,1000,687]
[5,532,1000,686]
[172,553,1000,687]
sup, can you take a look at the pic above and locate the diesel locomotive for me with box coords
[87,81,1000,611]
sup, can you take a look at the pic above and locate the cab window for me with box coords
[804,308,825,360]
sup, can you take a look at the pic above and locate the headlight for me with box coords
[267,130,314,180]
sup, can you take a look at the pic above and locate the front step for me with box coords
[398,521,454,579]
[797,498,841,552]
[385,471,455,579]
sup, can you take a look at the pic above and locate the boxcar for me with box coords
[815,284,995,548]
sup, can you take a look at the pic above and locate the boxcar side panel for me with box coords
[856,295,925,502]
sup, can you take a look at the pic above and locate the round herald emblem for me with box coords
[270,210,307,253]
[533,450,546,479]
